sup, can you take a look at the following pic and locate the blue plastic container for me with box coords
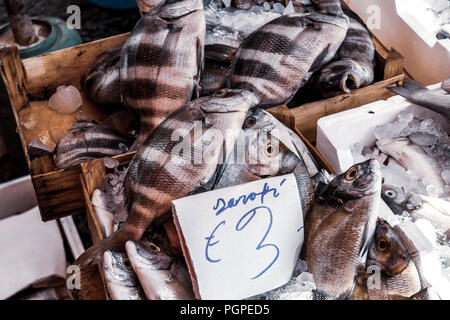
[88,0,138,9]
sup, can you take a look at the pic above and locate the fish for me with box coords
[364,219,428,300]
[83,46,122,107]
[125,241,194,300]
[382,185,450,236]
[315,4,375,97]
[303,159,381,299]
[229,0,349,107]
[376,137,445,193]
[442,76,450,93]
[199,59,229,95]
[120,0,205,149]
[213,108,317,213]
[136,0,165,16]
[92,189,116,238]
[388,79,450,118]
[73,89,259,273]
[103,251,145,300]
[55,121,129,169]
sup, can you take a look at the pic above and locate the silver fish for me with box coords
[103,251,145,300]
[229,0,349,107]
[125,241,194,300]
[388,79,450,118]
[84,46,122,107]
[120,0,205,149]
[303,159,381,299]
[55,121,129,169]
[376,137,445,192]
[213,108,317,213]
[74,89,259,272]
[442,76,450,93]
[382,185,450,236]
[92,189,116,238]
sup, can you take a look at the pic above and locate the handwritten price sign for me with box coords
[172,174,304,300]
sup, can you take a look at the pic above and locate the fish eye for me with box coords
[149,242,161,252]
[265,142,276,157]
[345,166,358,181]
[377,238,388,251]
[124,259,130,267]
[244,116,257,128]
[385,190,396,198]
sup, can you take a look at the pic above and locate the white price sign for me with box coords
[172,174,304,300]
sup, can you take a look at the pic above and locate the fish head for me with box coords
[366,219,410,277]
[125,241,173,270]
[103,251,138,287]
[158,0,204,18]
[317,60,363,97]
[239,109,300,177]
[324,159,381,202]
[381,184,410,215]
[136,0,165,16]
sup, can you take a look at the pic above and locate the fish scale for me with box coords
[229,2,348,107]
[120,0,205,150]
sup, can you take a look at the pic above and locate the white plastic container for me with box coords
[316,83,444,174]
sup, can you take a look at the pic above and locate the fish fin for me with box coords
[402,78,427,92]
[309,44,332,73]
[193,36,204,100]
[388,86,415,99]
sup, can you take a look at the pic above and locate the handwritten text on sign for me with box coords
[172,174,304,300]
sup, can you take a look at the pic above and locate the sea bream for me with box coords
[213,108,317,213]
[303,159,381,299]
[364,219,429,300]
[55,121,129,169]
[125,241,194,300]
[229,0,349,107]
[388,79,450,118]
[120,0,205,149]
[74,89,259,272]
[199,59,229,96]
[84,46,122,107]
[103,251,145,300]
[314,3,375,97]
[376,137,445,193]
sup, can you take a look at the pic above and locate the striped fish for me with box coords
[55,121,129,169]
[229,0,349,107]
[73,89,259,271]
[315,3,375,97]
[84,46,122,107]
[120,0,205,150]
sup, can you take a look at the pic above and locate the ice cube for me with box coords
[426,184,442,197]
[273,2,285,13]
[350,142,363,154]
[263,2,271,11]
[283,1,295,15]
[221,0,231,7]
[442,170,450,185]
[409,132,438,147]
[104,157,119,169]
[398,111,414,122]
[374,120,408,139]
[48,85,83,114]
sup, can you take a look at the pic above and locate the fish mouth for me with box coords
[103,251,137,286]
[352,159,381,194]
[125,241,173,270]
[340,73,360,93]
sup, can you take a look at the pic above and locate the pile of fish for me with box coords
[43,0,445,301]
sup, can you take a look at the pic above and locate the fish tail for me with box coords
[75,227,138,269]
[402,78,427,91]
[388,85,416,99]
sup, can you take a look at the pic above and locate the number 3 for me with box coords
[235,206,279,279]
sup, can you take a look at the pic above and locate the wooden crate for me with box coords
[0,17,403,222]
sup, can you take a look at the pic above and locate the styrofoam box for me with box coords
[317,83,445,174]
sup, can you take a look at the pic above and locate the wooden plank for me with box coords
[384,48,405,81]
[81,173,104,244]
[22,33,129,97]
[290,74,404,143]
